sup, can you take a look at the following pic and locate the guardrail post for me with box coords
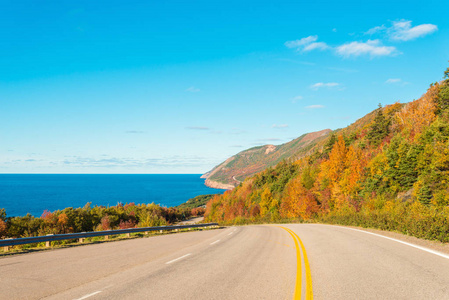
[145,231,148,235]
[3,238,12,252]
[126,233,130,237]
[160,230,163,233]
[104,235,109,240]
[46,234,53,247]
[79,238,84,243]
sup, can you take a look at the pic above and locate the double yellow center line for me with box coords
[279,226,313,300]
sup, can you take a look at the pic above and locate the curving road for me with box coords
[1,224,449,299]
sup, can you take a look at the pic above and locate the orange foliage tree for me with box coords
[280,177,318,220]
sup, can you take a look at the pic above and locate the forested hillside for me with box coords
[205,67,449,242]
[203,129,331,188]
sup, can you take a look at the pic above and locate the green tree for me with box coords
[367,104,390,147]
[436,66,449,114]
[384,137,420,192]
[417,183,432,205]
[322,133,337,158]
[301,165,316,190]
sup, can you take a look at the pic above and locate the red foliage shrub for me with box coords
[0,219,6,238]
[191,207,205,216]
[101,215,111,230]
[119,219,136,229]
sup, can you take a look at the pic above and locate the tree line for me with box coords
[0,202,205,239]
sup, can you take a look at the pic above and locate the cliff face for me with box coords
[204,129,331,189]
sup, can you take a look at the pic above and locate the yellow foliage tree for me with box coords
[394,84,438,140]
[280,177,318,220]
[259,187,274,217]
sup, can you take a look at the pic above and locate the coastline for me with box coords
[0,174,223,218]
[204,178,234,190]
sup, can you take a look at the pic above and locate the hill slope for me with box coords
[204,67,449,243]
[202,129,331,189]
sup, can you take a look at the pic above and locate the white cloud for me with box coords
[186,86,200,92]
[336,39,397,57]
[285,35,318,48]
[305,105,325,109]
[285,35,329,53]
[388,20,437,41]
[365,25,386,35]
[310,82,339,90]
[303,42,329,51]
[365,20,437,41]
[61,155,213,169]
[385,78,409,86]
[272,124,289,129]
[385,78,401,83]
[286,20,435,59]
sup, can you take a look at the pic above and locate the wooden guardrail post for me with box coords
[46,234,53,247]
[3,238,12,252]
[104,235,109,240]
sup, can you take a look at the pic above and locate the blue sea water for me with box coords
[0,174,225,217]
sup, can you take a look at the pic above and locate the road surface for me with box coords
[1,224,449,299]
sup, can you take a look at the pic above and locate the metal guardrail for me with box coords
[0,223,219,250]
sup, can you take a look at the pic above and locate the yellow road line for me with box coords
[288,228,313,300]
[278,226,302,299]
[279,226,314,300]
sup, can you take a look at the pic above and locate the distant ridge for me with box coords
[203,129,331,189]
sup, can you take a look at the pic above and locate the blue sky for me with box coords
[1,0,448,173]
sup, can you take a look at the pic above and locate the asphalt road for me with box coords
[1,224,449,299]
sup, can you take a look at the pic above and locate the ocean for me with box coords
[0,174,225,218]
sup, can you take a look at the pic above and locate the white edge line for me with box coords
[74,291,102,300]
[210,239,220,245]
[165,253,191,264]
[334,225,449,260]
[228,232,233,235]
